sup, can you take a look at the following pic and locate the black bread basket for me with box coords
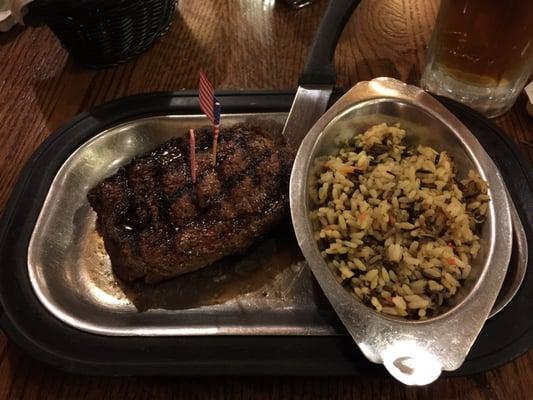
[30,0,176,68]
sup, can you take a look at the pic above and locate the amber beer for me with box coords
[421,0,533,117]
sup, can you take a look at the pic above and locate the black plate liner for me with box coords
[0,91,531,376]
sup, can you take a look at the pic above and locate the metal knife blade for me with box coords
[282,85,333,149]
[280,0,361,149]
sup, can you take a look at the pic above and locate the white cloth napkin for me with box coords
[0,0,32,32]
[525,81,533,117]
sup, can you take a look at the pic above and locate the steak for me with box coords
[87,124,294,283]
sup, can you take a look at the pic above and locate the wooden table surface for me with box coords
[0,0,532,398]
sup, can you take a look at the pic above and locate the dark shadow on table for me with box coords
[29,9,211,133]
[0,14,44,46]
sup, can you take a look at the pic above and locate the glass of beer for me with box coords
[421,0,533,118]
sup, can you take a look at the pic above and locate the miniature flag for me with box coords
[199,70,216,124]
[199,70,222,165]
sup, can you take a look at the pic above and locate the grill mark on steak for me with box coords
[88,124,294,283]
[121,175,142,258]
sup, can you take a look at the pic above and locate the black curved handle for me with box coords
[299,0,362,86]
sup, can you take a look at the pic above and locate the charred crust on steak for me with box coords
[87,124,294,283]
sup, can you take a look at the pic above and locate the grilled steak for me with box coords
[87,124,294,283]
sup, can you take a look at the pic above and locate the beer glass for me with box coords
[421,0,533,118]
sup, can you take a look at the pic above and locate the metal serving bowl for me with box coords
[290,78,513,385]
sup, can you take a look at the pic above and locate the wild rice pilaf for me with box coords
[311,123,489,319]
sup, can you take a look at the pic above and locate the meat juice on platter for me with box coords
[88,124,294,283]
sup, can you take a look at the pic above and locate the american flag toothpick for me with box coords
[199,70,221,165]
[189,128,197,183]
[212,101,221,164]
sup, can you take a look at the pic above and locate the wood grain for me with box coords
[0,342,531,400]
[0,0,531,398]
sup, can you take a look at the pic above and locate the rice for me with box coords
[311,123,490,320]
